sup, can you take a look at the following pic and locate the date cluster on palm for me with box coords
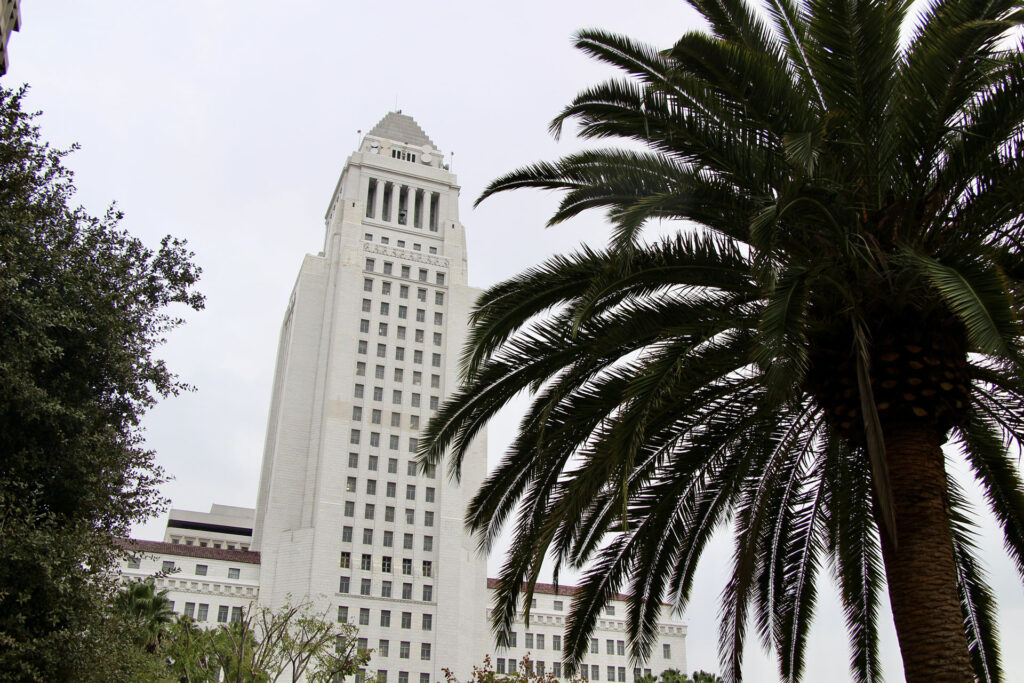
[809,323,972,442]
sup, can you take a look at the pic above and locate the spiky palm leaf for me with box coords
[423,0,1024,680]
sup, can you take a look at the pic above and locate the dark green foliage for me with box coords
[157,601,371,683]
[0,85,204,680]
[114,580,176,653]
[422,0,1024,680]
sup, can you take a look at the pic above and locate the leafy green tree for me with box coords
[422,0,1024,681]
[160,601,369,683]
[0,84,204,680]
[207,618,265,683]
[114,579,176,652]
[687,672,724,683]
[163,617,220,683]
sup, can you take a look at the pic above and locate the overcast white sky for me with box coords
[8,2,1023,681]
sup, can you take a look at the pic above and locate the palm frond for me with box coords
[947,478,1003,683]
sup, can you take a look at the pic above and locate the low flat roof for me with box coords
[119,538,261,565]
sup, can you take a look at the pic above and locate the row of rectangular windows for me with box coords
[339,582,432,602]
[350,425,435,445]
[341,497,435,520]
[504,634,671,659]
[359,321,443,344]
[351,457,434,479]
[514,634,622,655]
[340,572,433,596]
[347,477,434,496]
[350,408,421,430]
[339,558,433,585]
[362,232,438,255]
[357,637,432,661]
[342,512,433,538]
[341,526,436,547]
[495,660,654,682]
[355,670,432,683]
[527,598,616,617]
[341,544,434,568]
[351,405,431,430]
[346,454,433,479]
[362,279,444,303]
[350,473,434,489]
[338,606,432,630]
[362,299,445,320]
[355,344,442,366]
[358,332,444,352]
[358,362,441,387]
[365,258,446,287]
[176,602,241,623]
[133,560,241,579]
[356,362,440,389]
[391,148,417,162]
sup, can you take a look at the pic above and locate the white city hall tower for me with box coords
[116,112,688,683]
[252,112,489,681]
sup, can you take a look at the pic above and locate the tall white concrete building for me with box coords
[118,112,687,682]
[252,112,490,682]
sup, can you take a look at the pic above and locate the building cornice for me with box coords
[119,538,261,565]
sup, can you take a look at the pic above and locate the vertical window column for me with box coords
[383,182,394,222]
[366,178,378,219]
[428,192,440,231]
[398,186,409,225]
[413,189,424,228]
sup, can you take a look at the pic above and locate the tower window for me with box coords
[429,192,440,231]
[366,179,377,219]
[398,186,409,225]
[414,189,424,228]
[382,182,394,221]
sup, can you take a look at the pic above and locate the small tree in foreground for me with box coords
[161,600,370,683]
[114,579,175,653]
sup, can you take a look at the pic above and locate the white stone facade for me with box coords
[251,112,489,683]
[117,112,687,682]
[163,503,255,550]
[119,538,260,625]
[485,581,687,680]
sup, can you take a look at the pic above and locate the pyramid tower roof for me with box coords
[367,111,435,149]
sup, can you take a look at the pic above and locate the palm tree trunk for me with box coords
[878,426,972,683]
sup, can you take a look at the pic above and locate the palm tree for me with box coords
[115,579,176,653]
[421,0,1024,681]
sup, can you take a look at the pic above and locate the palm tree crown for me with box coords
[422,0,1024,681]
[115,579,175,653]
